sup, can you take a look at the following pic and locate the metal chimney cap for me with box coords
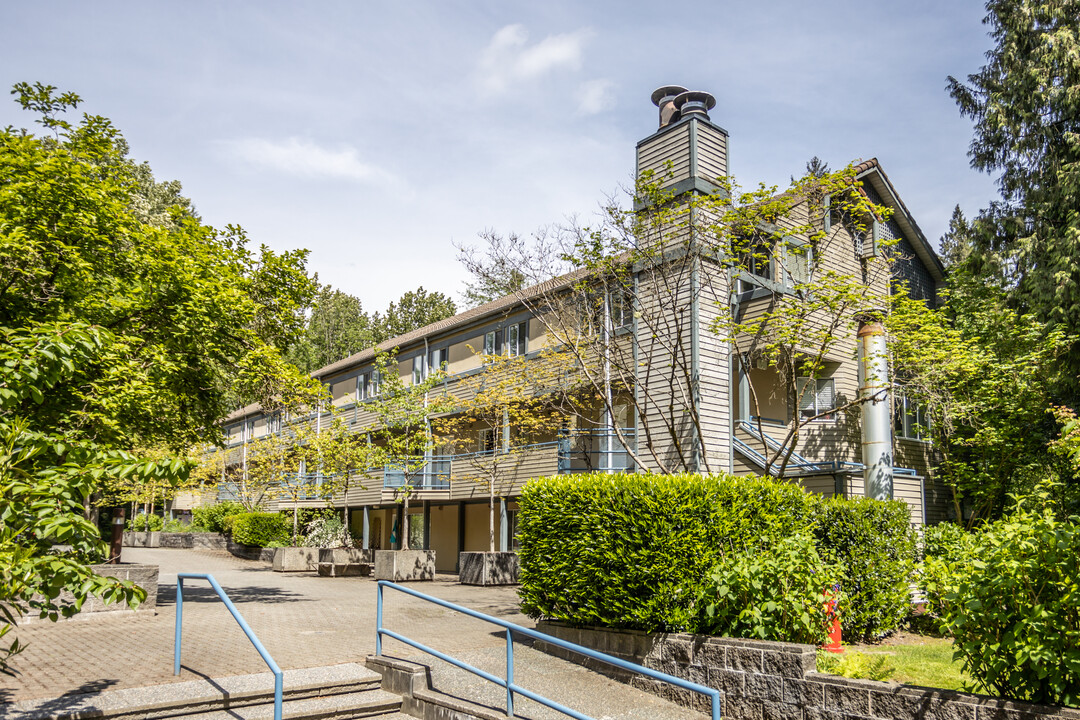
[650,85,689,106]
[673,90,717,113]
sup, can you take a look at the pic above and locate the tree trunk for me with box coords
[489,485,495,553]
[402,492,410,551]
[293,505,299,546]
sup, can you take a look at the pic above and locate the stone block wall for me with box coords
[123,531,227,549]
[20,563,158,624]
[534,622,1080,720]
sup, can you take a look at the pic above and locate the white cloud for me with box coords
[575,79,615,115]
[477,24,592,94]
[225,137,388,182]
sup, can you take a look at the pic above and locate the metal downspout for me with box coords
[857,317,893,500]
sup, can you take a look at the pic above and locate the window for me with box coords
[367,370,381,398]
[507,322,527,357]
[609,288,632,330]
[357,373,365,401]
[781,242,811,288]
[796,377,835,421]
[429,347,448,374]
[737,237,773,293]
[895,393,930,440]
[506,509,521,552]
[412,355,426,385]
[478,428,496,455]
[483,330,500,356]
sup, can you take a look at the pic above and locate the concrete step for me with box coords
[170,690,401,720]
[2,664,391,720]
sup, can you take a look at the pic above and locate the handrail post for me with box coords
[174,577,184,675]
[376,581,384,656]
[505,628,515,717]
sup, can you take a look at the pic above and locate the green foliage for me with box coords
[163,518,186,533]
[190,501,245,533]
[812,497,917,641]
[947,0,1080,381]
[817,650,895,682]
[230,512,290,547]
[371,286,456,344]
[922,522,970,562]
[922,482,1080,705]
[518,473,819,633]
[303,514,357,549]
[699,534,837,644]
[287,285,373,374]
[127,514,164,532]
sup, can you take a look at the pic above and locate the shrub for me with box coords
[163,518,186,533]
[812,497,917,641]
[191,501,245,533]
[127,514,164,532]
[698,533,838,644]
[922,522,970,562]
[303,514,356,548]
[923,483,1080,705]
[230,512,290,547]
[518,473,818,632]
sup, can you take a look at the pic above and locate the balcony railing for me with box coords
[383,457,451,490]
[558,428,636,474]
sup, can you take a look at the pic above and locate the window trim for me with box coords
[795,376,836,422]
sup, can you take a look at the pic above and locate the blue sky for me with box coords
[3,1,998,310]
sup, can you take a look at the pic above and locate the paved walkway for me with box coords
[0,548,532,704]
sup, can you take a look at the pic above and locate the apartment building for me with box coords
[218,87,948,573]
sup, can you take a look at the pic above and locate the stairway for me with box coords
[2,664,404,720]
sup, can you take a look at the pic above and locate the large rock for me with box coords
[458,551,519,586]
[374,550,436,582]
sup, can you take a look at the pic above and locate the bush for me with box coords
[518,473,819,632]
[698,533,838,644]
[817,650,895,681]
[303,514,356,548]
[230,512,290,547]
[812,497,917,641]
[163,518,186,533]
[922,521,970,562]
[127,514,164,532]
[191,501,245,533]
[923,483,1080,705]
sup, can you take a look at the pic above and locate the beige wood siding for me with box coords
[637,121,692,185]
[695,121,727,180]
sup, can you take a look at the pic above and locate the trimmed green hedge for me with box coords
[812,496,917,640]
[518,473,916,641]
[191,501,245,533]
[231,512,290,547]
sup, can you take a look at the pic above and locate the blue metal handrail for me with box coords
[175,573,283,720]
[375,580,719,720]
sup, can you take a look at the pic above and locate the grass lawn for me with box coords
[846,634,971,691]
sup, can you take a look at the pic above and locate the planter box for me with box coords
[317,548,373,577]
[458,551,519,586]
[272,546,319,572]
[226,539,276,562]
[158,532,227,550]
[374,550,436,582]
[122,531,161,548]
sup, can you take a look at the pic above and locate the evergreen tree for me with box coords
[947,0,1080,359]
[939,205,972,268]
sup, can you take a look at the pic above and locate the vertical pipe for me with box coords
[173,577,183,675]
[273,672,282,720]
[375,583,383,656]
[505,628,515,717]
[499,498,508,553]
[109,509,125,564]
[858,318,893,500]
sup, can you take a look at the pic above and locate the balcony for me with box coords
[557,428,636,474]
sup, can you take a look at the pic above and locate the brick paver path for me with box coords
[0,548,533,704]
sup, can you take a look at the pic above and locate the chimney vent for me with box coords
[650,85,688,128]
[674,90,716,120]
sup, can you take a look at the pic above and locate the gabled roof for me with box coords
[852,158,946,283]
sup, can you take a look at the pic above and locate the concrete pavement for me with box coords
[0,548,702,719]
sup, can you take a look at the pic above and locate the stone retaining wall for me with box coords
[226,539,276,563]
[534,622,1080,720]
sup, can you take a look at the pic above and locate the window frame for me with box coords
[795,376,836,422]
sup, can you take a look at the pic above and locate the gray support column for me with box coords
[423,501,431,551]
[858,317,893,500]
[394,506,403,550]
[738,357,750,422]
[499,498,508,552]
[362,506,370,550]
[456,502,465,572]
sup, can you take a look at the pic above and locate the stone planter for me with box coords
[374,550,436,582]
[272,546,319,572]
[158,532,227,550]
[226,539,276,562]
[458,551,519,586]
[122,531,161,548]
[317,548,374,577]
[20,563,159,624]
